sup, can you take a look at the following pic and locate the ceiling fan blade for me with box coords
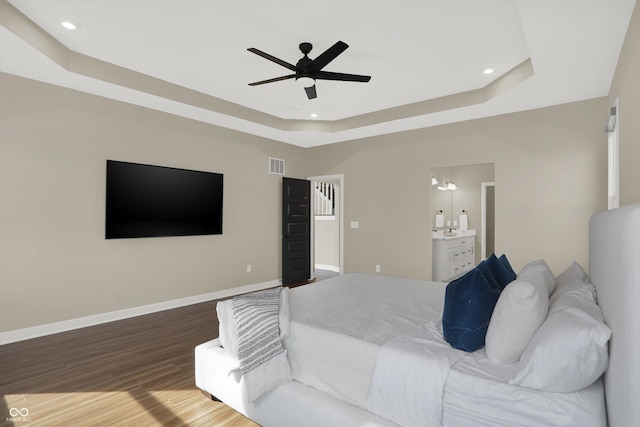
[247,48,296,71]
[315,70,371,83]
[248,74,296,86]
[305,85,317,100]
[308,41,349,71]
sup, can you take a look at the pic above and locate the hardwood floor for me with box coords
[0,301,259,427]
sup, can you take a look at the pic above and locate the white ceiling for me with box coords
[0,0,636,147]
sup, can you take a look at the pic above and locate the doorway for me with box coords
[431,163,495,266]
[481,181,495,260]
[308,174,344,279]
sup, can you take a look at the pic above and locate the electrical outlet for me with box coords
[246,264,252,273]
[376,264,381,273]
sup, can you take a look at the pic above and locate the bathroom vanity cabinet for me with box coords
[432,231,476,282]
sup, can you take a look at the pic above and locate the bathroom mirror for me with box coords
[430,163,495,264]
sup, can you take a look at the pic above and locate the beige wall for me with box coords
[306,99,608,279]
[0,73,307,332]
[609,1,640,206]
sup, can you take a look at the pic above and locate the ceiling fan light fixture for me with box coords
[296,76,315,88]
[61,20,79,30]
[248,41,370,100]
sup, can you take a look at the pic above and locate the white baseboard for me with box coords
[0,279,280,345]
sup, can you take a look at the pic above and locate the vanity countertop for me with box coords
[432,229,476,240]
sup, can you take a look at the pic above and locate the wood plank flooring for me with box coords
[0,301,259,427]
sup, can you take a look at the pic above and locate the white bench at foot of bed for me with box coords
[194,339,399,427]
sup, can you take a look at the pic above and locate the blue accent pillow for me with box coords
[499,254,516,281]
[486,253,517,290]
[476,258,501,290]
[442,268,502,352]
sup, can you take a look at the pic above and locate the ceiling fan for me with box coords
[247,41,371,100]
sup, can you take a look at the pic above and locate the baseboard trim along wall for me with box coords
[0,280,280,345]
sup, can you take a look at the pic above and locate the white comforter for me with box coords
[367,318,466,427]
[286,273,461,427]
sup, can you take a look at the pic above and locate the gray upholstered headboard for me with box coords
[589,203,640,427]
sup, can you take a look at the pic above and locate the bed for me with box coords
[195,203,640,427]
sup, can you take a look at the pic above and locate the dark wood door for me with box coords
[282,177,311,286]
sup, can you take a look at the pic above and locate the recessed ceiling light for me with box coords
[483,68,494,75]
[61,20,79,30]
[310,113,318,118]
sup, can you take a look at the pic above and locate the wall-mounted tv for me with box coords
[105,160,223,239]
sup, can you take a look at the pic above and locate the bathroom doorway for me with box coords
[430,163,495,266]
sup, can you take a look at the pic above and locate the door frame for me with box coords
[307,174,344,278]
[480,181,495,260]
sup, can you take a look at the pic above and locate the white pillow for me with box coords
[510,291,611,392]
[555,260,588,285]
[485,278,548,364]
[550,261,596,305]
[518,259,556,295]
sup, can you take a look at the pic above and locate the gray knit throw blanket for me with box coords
[232,287,284,374]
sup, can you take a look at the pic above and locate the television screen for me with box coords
[105,160,223,239]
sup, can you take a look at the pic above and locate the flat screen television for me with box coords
[105,160,223,239]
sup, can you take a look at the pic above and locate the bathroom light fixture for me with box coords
[432,177,438,185]
[437,181,457,191]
